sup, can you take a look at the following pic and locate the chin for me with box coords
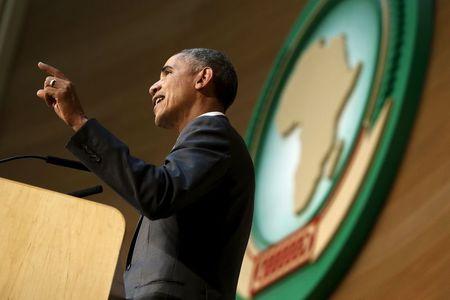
[154,114,173,129]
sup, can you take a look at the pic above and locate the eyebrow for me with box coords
[161,65,173,73]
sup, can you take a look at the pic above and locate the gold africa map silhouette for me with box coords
[275,35,361,214]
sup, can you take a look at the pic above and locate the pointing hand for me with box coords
[36,62,88,131]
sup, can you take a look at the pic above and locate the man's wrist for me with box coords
[71,115,89,132]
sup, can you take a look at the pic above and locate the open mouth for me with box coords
[153,95,165,108]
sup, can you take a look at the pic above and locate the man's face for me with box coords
[149,53,197,129]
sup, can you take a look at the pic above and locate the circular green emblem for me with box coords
[237,0,433,299]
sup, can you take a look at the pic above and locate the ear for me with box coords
[194,67,213,90]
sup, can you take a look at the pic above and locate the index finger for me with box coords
[38,62,68,80]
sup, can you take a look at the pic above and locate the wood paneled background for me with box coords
[0,0,448,299]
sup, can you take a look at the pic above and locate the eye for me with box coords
[161,71,170,78]
[160,66,173,78]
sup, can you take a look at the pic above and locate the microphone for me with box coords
[0,154,103,198]
[0,155,90,172]
[67,185,103,198]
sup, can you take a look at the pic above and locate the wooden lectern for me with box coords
[0,177,125,299]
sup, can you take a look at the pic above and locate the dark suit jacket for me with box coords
[66,115,255,299]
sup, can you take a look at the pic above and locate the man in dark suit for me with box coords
[36,48,254,299]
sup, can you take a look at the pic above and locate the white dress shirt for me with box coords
[197,111,226,118]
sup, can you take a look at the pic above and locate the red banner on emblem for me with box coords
[250,219,319,295]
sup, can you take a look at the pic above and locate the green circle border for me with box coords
[241,0,434,299]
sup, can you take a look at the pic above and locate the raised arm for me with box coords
[66,117,231,219]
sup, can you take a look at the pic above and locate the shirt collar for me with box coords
[172,111,227,152]
[197,111,226,118]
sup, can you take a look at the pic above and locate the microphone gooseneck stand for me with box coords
[0,155,102,198]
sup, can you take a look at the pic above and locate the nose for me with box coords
[149,80,162,97]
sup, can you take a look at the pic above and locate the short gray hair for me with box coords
[179,48,238,110]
